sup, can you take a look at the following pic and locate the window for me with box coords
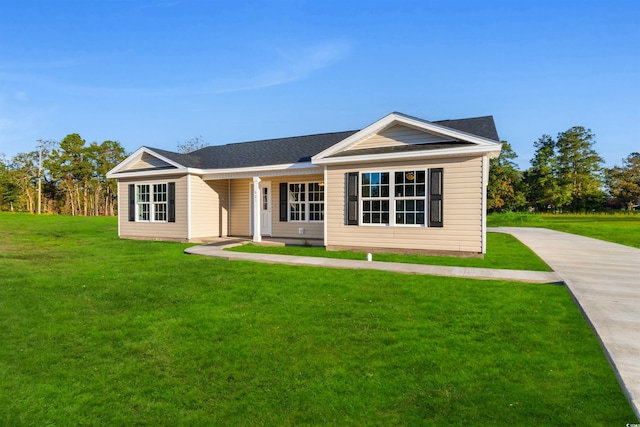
[288,183,306,221]
[361,172,389,224]
[135,183,168,222]
[360,170,427,226]
[153,183,167,221]
[137,184,150,221]
[394,170,425,225]
[308,182,324,221]
[283,182,324,222]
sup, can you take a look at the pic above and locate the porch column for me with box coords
[252,176,262,243]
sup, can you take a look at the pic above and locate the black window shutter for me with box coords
[279,182,288,222]
[168,182,176,223]
[429,168,443,227]
[346,172,359,225]
[128,184,135,222]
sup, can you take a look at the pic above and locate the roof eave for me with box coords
[106,166,203,179]
[202,162,323,180]
[313,144,502,165]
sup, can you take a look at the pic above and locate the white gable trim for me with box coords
[313,143,502,165]
[106,147,187,178]
[312,112,500,162]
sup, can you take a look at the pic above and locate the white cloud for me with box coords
[216,39,353,93]
[0,39,353,99]
[14,91,28,102]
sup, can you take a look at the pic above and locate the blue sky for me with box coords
[1,0,638,169]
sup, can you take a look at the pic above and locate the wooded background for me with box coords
[1,128,638,215]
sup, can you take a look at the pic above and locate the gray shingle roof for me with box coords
[148,130,359,169]
[147,115,498,170]
[432,116,500,142]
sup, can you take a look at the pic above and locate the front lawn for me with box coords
[0,213,635,425]
[228,232,552,271]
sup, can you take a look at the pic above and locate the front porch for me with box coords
[197,236,324,247]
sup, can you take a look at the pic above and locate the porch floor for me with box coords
[197,236,323,247]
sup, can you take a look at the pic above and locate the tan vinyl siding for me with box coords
[130,153,173,170]
[271,174,324,240]
[229,178,251,236]
[118,175,188,240]
[190,177,229,239]
[347,124,453,151]
[325,156,484,254]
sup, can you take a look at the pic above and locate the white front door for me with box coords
[260,181,272,236]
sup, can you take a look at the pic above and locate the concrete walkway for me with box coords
[492,227,640,419]
[185,229,640,418]
[184,243,561,284]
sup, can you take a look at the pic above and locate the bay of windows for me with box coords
[361,170,426,226]
[288,182,324,222]
[136,183,168,222]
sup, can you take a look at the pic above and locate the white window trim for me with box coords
[136,183,169,223]
[359,169,428,227]
[287,181,325,223]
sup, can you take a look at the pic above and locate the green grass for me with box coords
[0,213,636,425]
[488,212,640,249]
[228,232,552,271]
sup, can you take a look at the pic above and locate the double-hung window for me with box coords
[288,183,306,221]
[137,184,150,221]
[361,172,390,224]
[153,183,168,221]
[394,170,426,225]
[282,182,324,222]
[308,182,324,221]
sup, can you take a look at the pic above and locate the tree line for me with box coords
[0,134,127,215]
[488,126,640,213]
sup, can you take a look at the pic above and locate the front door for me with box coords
[260,181,272,236]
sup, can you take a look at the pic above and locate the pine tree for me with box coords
[487,142,526,212]
[605,152,640,210]
[555,127,604,211]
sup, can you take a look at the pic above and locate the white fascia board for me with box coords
[106,146,187,178]
[202,162,322,180]
[312,112,501,162]
[313,144,502,165]
[107,167,202,179]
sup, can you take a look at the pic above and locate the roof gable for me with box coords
[346,123,457,152]
[312,112,501,164]
[106,147,184,178]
